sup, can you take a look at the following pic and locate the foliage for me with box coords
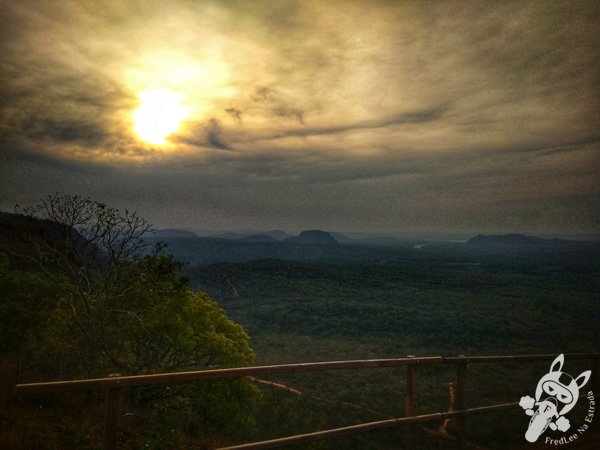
[7,194,257,378]
[190,257,600,354]
[0,195,259,448]
[37,252,255,378]
[188,254,600,449]
[0,253,59,355]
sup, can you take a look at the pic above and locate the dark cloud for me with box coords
[22,118,107,146]
[249,87,305,124]
[224,107,242,122]
[204,119,229,150]
[245,108,445,142]
[175,119,232,151]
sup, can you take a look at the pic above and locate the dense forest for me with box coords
[187,249,599,448]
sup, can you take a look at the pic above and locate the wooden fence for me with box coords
[16,353,600,450]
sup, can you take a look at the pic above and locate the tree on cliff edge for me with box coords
[2,193,258,447]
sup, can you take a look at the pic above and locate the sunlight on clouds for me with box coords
[124,51,235,119]
[133,89,188,145]
[124,49,237,147]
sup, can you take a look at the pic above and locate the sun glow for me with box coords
[133,89,188,145]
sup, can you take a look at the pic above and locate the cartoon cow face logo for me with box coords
[520,354,592,442]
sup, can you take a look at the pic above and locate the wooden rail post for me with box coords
[405,355,417,450]
[14,353,599,449]
[455,356,468,450]
[103,387,124,450]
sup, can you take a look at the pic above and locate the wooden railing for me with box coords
[16,353,600,450]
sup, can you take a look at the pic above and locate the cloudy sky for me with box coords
[1,1,599,235]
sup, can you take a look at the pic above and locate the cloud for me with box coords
[204,119,229,150]
[0,0,598,233]
[21,118,107,146]
[250,87,305,124]
[224,107,242,122]
[245,108,445,143]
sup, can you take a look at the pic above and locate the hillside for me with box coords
[284,230,339,245]
[0,211,93,270]
[240,234,279,243]
[143,236,404,265]
[466,233,594,249]
[147,228,197,238]
[209,229,292,241]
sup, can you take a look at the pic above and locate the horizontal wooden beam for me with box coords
[16,356,443,394]
[443,353,600,364]
[16,353,599,394]
[216,403,519,450]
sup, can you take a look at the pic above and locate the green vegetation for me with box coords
[2,195,598,448]
[190,258,599,355]
[188,254,600,449]
[0,195,258,449]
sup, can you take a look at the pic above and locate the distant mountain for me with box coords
[142,230,600,266]
[148,228,197,238]
[352,236,411,247]
[240,234,279,243]
[329,232,352,243]
[285,230,339,245]
[466,233,580,248]
[265,230,292,241]
[210,230,292,241]
[209,231,249,240]
[143,235,405,265]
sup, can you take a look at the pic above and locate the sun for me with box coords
[133,89,188,145]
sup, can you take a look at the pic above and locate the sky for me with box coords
[1,0,599,236]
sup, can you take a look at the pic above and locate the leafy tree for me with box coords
[44,253,255,376]
[2,194,259,448]
[13,193,256,377]
[0,252,64,381]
